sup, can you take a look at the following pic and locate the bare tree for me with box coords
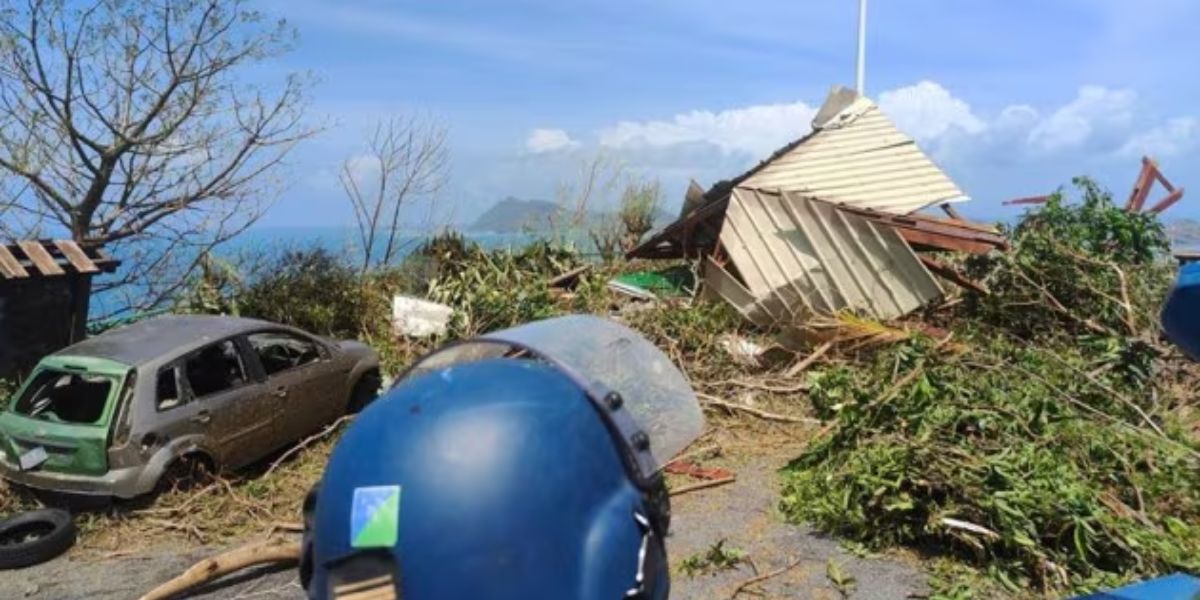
[340,116,448,272]
[0,0,317,316]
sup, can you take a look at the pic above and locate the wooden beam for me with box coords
[0,245,29,279]
[16,241,64,276]
[1127,157,1156,212]
[919,256,989,295]
[940,203,964,221]
[1004,195,1050,206]
[899,229,998,255]
[52,240,100,274]
[1148,188,1185,214]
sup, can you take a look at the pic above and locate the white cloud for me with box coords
[598,100,817,157]
[1120,117,1200,158]
[877,81,986,142]
[1028,86,1136,152]
[525,128,580,154]
[521,81,1200,217]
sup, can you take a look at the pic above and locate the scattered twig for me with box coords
[729,556,805,598]
[784,341,832,378]
[670,475,736,497]
[668,443,722,466]
[698,393,821,425]
[265,415,354,476]
[138,538,301,600]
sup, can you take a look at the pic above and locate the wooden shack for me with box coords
[0,240,119,379]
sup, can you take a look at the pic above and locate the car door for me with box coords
[179,338,274,468]
[244,330,344,448]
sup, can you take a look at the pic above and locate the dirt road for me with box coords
[1,447,926,600]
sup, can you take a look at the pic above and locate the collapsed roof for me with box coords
[629,86,1002,324]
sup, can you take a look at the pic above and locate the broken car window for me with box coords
[184,340,248,399]
[11,369,114,425]
[248,332,322,376]
[156,367,183,411]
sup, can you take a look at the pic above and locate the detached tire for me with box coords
[0,509,76,569]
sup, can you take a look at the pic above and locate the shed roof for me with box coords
[741,93,968,214]
[54,314,281,367]
[628,86,973,260]
[0,240,119,281]
[709,188,943,323]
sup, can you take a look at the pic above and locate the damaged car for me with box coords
[0,315,381,499]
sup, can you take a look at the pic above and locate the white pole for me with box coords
[856,0,867,96]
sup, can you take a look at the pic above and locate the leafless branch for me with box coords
[339,115,449,272]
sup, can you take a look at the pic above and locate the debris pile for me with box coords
[780,183,1200,596]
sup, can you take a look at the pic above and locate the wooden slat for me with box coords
[0,245,30,278]
[1148,188,1185,215]
[17,241,65,276]
[899,229,999,255]
[52,239,100,274]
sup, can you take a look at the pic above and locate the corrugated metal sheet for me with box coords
[714,188,943,321]
[744,96,968,215]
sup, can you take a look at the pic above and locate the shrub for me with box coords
[966,178,1172,339]
[783,179,1200,596]
[233,247,366,337]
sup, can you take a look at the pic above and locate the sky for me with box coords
[252,0,1200,228]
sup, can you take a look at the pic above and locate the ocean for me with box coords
[89,227,556,321]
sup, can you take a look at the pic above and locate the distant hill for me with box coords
[469,197,676,234]
[468,197,563,233]
[1167,218,1200,250]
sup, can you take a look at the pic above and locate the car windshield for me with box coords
[11,369,116,425]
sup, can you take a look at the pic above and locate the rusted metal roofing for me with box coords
[0,240,119,280]
[742,94,968,215]
[710,188,943,323]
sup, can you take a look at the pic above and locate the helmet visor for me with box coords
[398,315,704,470]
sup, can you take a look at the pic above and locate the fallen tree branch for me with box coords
[698,393,821,425]
[729,556,805,598]
[670,475,736,497]
[266,414,354,476]
[138,539,301,600]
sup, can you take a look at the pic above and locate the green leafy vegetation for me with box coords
[782,180,1200,597]
[0,379,14,411]
[677,539,747,577]
[826,559,858,598]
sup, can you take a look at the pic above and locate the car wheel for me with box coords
[0,509,76,569]
[157,455,215,494]
[347,371,382,414]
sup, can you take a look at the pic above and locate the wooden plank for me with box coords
[52,240,100,274]
[0,244,30,278]
[1127,157,1155,212]
[1004,195,1050,206]
[898,229,997,255]
[17,241,65,276]
[1148,188,1185,214]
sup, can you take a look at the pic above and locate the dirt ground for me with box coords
[0,423,929,600]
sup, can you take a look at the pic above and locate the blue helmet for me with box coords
[301,315,704,600]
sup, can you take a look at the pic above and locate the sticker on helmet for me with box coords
[351,485,401,548]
